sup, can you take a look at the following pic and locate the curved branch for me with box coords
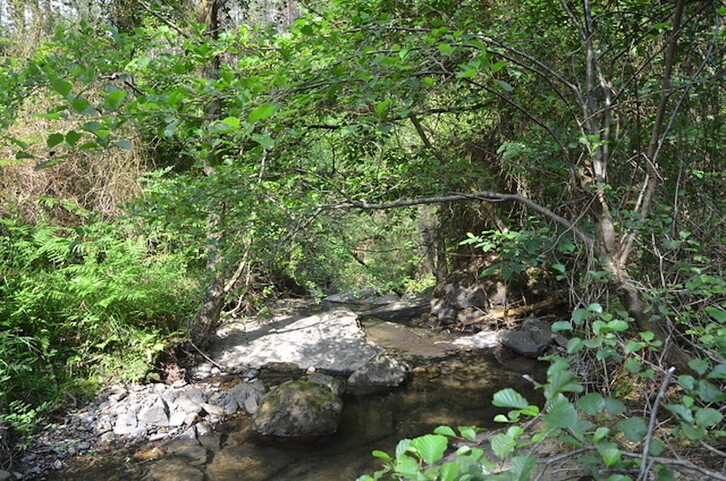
[320,190,594,250]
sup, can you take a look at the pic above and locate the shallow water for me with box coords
[50,348,546,481]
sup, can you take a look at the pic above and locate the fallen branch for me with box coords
[459,296,567,327]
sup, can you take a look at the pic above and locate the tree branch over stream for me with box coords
[319,191,595,252]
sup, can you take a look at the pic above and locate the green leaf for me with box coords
[604,398,626,415]
[545,395,578,429]
[695,407,723,428]
[434,426,456,437]
[493,389,529,409]
[113,140,133,150]
[491,60,507,73]
[577,393,605,416]
[71,97,91,114]
[572,309,589,325]
[490,432,516,459]
[688,358,710,376]
[104,90,126,110]
[371,450,392,461]
[510,456,536,481]
[596,441,622,466]
[704,306,726,323]
[544,370,583,399]
[410,434,448,465]
[251,133,275,149]
[395,439,411,459]
[51,77,73,97]
[220,116,241,130]
[551,321,572,332]
[496,79,514,92]
[375,99,391,117]
[616,416,647,442]
[593,426,610,442]
[47,133,65,149]
[458,426,477,441]
[393,453,420,476]
[65,131,82,147]
[248,103,276,123]
[438,462,459,481]
[438,43,452,55]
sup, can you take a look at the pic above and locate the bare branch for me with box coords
[638,366,676,481]
[619,0,687,267]
[319,191,594,250]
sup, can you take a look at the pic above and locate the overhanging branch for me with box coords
[320,191,594,250]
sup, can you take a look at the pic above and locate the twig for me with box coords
[624,451,726,481]
[638,366,676,481]
[188,340,227,372]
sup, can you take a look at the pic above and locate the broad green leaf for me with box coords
[593,426,610,442]
[649,439,665,456]
[47,133,65,149]
[104,90,126,110]
[371,450,392,461]
[248,103,276,123]
[695,407,723,427]
[616,416,647,442]
[410,434,448,465]
[71,97,91,114]
[51,77,72,97]
[577,393,605,416]
[375,99,391,117]
[680,424,705,441]
[438,462,459,481]
[395,438,411,459]
[545,395,578,428]
[458,425,477,441]
[220,116,241,130]
[433,426,456,437]
[704,306,725,323]
[572,309,589,325]
[604,398,626,415]
[492,388,529,409]
[496,79,514,92]
[596,441,622,466]
[252,133,275,149]
[65,131,82,147]
[491,60,507,73]
[607,319,629,331]
[510,455,536,481]
[544,370,583,399]
[707,363,726,379]
[113,140,133,150]
[393,453,419,476]
[688,358,710,376]
[698,380,726,402]
[490,432,516,459]
[551,320,572,332]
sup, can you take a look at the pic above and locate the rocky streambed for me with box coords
[8,294,554,481]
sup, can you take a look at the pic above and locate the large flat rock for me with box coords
[210,308,379,374]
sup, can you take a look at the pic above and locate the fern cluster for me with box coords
[0,215,197,439]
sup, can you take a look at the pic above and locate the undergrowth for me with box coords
[0,204,197,447]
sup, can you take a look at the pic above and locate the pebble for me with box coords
[16,372,266,480]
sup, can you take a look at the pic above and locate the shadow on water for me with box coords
[49,348,546,481]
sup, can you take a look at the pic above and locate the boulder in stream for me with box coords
[499,317,553,358]
[251,380,343,438]
[347,353,408,388]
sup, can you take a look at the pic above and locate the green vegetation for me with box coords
[1,0,724,477]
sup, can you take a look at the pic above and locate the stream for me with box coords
[45,318,546,481]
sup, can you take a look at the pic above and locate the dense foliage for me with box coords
[0,0,724,477]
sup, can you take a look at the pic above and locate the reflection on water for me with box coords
[49,348,545,481]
